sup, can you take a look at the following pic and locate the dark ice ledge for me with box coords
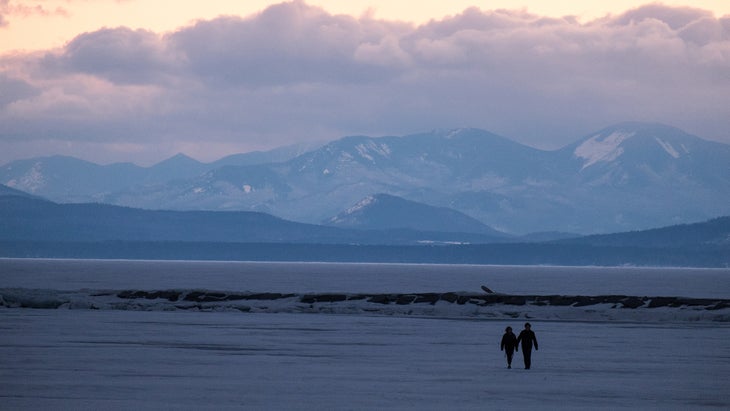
[114,290,730,310]
[2,288,729,315]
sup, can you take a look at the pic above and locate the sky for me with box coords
[1,1,729,165]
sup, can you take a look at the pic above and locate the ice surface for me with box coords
[1,309,728,410]
[2,259,728,298]
[2,259,729,409]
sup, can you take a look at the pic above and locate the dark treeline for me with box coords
[555,216,730,248]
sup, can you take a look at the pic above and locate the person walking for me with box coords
[500,326,518,369]
[516,322,538,369]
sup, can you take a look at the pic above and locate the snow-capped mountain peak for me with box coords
[3,122,728,235]
[5,161,46,193]
[343,195,376,216]
[325,193,507,236]
[573,131,635,169]
[444,128,468,139]
[354,141,392,162]
[571,123,701,170]
[653,137,686,159]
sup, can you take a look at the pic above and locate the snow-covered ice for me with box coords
[1,309,728,410]
[1,259,729,409]
[2,259,728,298]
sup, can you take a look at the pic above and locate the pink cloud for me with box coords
[0,1,728,165]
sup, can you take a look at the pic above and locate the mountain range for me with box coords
[2,122,729,235]
[1,189,727,266]
[0,192,509,245]
[325,193,508,237]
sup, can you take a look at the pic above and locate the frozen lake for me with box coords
[2,258,729,297]
[1,259,729,409]
[1,309,729,410]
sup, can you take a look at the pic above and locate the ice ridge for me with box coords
[2,288,728,323]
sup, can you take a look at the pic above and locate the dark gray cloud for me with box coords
[168,3,408,86]
[0,74,39,106]
[41,27,176,85]
[0,2,728,165]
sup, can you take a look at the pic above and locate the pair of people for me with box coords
[500,323,538,369]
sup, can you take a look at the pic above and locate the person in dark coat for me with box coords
[516,322,538,369]
[500,326,518,369]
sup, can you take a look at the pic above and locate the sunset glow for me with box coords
[1,1,729,165]
[3,0,730,53]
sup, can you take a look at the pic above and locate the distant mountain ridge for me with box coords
[1,188,727,266]
[0,184,37,198]
[325,193,507,237]
[559,122,730,187]
[0,192,507,245]
[2,123,729,234]
[557,216,730,248]
[0,142,319,201]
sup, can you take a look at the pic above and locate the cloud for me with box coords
[608,3,712,29]
[0,74,39,106]
[168,2,409,87]
[0,0,69,26]
[0,1,729,165]
[41,27,176,85]
[0,0,8,27]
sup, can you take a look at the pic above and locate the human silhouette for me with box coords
[500,326,518,369]
[516,322,538,369]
